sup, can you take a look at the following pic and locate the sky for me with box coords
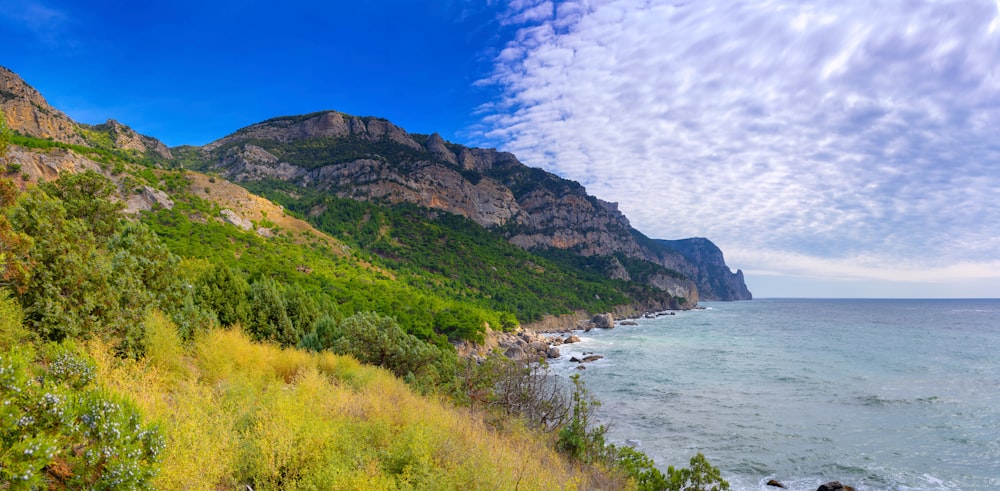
[3,0,1000,298]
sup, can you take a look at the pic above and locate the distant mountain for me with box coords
[183,110,751,300]
[657,238,752,301]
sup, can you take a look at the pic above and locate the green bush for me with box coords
[326,312,456,390]
[556,374,608,464]
[664,452,730,491]
[0,345,163,489]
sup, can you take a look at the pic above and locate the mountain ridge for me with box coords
[1,66,750,302]
[185,109,751,300]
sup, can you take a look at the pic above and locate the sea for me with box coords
[548,299,1000,491]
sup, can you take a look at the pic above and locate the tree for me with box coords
[247,277,296,345]
[195,263,251,327]
[0,178,31,292]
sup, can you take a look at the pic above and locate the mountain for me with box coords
[657,238,752,301]
[1,65,749,306]
[182,110,751,300]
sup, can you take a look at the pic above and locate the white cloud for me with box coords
[1,0,69,46]
[474,0,1000,296]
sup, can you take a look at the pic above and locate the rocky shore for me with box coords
[455,309,681,367]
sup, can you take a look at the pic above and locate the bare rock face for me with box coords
[424,133,458,165]
[124,186,174,214]
[0,66,83,144]
[221,144,306,182]
[204,111,423,151]
[91,120,173,160]
[220,209,253,231]
[657,238,752,301]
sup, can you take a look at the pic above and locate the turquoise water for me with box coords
[549,299,1000,490]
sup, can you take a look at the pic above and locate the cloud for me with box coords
[1,0,70,46]
[474,0,1000,295]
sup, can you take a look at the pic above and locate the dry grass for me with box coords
[90,315,600,490]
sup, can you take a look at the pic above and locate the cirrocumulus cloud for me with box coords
[474,0,1000,296]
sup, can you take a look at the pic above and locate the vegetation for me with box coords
[245,179,685,323]
[0,121,731,489]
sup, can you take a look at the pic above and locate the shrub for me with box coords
[329,312,456,390]
[0,345,163,489]
[665,452,731,491]
[460,354,570,433]
[556,374,608,464]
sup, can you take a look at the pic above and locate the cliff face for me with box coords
[0,67,172,162]
[0,66,83,145]
[657,238,752,301]
[195,110,749,301]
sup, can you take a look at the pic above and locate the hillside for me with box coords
[0,65,736,490]
[179,110,751,301]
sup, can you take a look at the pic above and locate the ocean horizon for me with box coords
[550,298,999,490]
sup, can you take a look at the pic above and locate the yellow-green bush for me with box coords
[92,321,599,490]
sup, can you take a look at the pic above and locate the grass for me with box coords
[90,313,599,490]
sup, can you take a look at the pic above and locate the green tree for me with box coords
[332,312,456,389]
[665,453,731,491]
[247,277,296,345]
[0,178,31,293]
[195,263,251,326]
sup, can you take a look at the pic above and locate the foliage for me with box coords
[662,452,731,491]
[246,180,649,323]
[0,345,163,489]
[459,354,570,432]
[324,312,457,391]
[556,374,609,464]
[608,444,671,491]
[0,108,10,164]
[0,179,31,293]
[0,288,32,350]
[8,172,207,356]
[194,262,251,327]
[90,326,597,490]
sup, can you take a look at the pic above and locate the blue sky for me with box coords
[4,0,1000,298]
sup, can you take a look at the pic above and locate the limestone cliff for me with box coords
[0,66,83,145]
[0,67,172,161]
[194,110,750,301]
[656,238,752,301]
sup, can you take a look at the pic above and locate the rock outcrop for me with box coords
[657,238,752,301]
[0,66,82,145]
[193,110,751,302]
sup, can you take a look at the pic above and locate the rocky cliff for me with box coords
[656,238,752,301]
[0,66,749,302]
[0,67,171,162]
[191,110,749,301]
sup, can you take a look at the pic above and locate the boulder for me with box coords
[817,482,854,491]
[546,347,560,359]
[528,341,548,353]
[592,313,614,329]
[581,355,603,362]
[570,356,581,363]
[766,480,787,489]
[564,335,581,344]
[620,320,638,326]
[575,365,586,370]
[504,346,525,361]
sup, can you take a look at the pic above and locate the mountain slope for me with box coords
[184,110,750,300]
